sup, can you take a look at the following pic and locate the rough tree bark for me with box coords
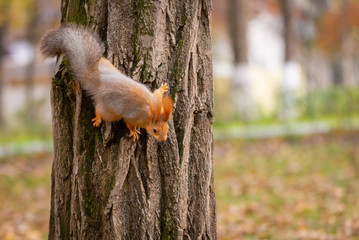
[49,0,216,239]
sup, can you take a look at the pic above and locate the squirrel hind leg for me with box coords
[92,109,102,127]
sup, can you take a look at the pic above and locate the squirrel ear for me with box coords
[162,95,174,122]
[149,99,161,123]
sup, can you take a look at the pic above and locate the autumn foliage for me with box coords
[316,0,359,56]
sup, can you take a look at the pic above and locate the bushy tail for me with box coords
[40,24,104,92]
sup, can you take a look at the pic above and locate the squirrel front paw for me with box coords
[160,83,169,94]
[129,128,141,141]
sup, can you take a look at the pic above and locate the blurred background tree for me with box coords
[228,0,254,120]
[279,0,301,120]
[0,0,58,137]
[0,0,11,125]
[213,0,359,128]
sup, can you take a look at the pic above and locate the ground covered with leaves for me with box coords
[215,131,359,239]
[0,153,51,240]
[0,132,359,239]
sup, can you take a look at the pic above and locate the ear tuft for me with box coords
[162,95,174,122]
[149,99,161,123]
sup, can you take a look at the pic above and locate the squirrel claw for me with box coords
[129,128,141,141]
[160,83,169,93]
[92,117,102,127]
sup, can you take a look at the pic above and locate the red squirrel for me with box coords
[40,25,173,142]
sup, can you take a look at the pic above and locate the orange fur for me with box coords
[92,109,102,127]
[149,100,161,123]
[100,57,118,70]
[104,107,122,122]
[125,121,141,141]
[161,95,174,122]
[150,83,169,123]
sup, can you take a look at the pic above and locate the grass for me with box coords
[301,87,359,120]
[215,131,359,239]
[0,123,52,145]
[214,78,359,128]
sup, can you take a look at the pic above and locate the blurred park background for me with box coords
[1,0,359,239]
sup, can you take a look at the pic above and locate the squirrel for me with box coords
[40,25,174,142]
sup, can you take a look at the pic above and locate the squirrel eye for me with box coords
[153,129,157,133]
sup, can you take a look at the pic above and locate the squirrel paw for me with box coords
[92,116,102,127]
[129,128,141,141]
[160,83,169,94]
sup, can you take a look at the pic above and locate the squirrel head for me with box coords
[147,95,174,142]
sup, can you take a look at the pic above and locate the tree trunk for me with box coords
[279,0,296,62]
[49,0,216,240]
[279,0,301,119]
[228,0,247,64]
[0,1,9,125]
[0,24,6,125]
[228,0,254,120]
[25,0,40,122]
[339,0,357,87]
